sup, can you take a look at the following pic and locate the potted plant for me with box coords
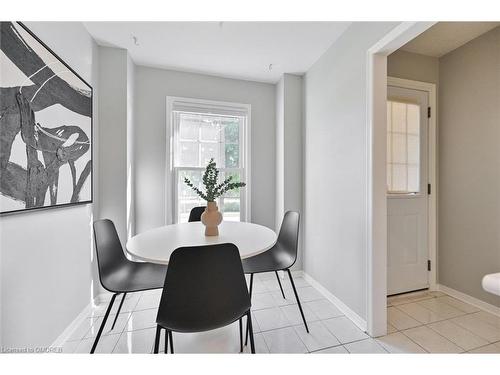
[184,158,246,236]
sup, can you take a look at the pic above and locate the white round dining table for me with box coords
[126,221,277,265]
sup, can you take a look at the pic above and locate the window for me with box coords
[168,97,250,223]
[387,100,420,194]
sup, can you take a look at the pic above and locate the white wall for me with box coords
[96,47,128,244]
[303,22,398,321]
[134,67,276,233]
[127,55,136,238]
[0,22,98,347]
[275,77,285,229]
[283,75,303,219]
[94,46,136,297]
[276,74,304,269]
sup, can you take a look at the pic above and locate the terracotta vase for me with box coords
[201,201,223,236]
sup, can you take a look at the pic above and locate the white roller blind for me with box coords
[171,100,248,117]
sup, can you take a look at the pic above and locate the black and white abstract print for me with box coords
[0,22,92,214]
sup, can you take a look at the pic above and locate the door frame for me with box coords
[387,76,437,294]
[366,22,436,337]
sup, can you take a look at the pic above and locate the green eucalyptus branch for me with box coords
[183,177,208,201]
[184,158,246,202]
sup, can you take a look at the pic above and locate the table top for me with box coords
[126,221,277,265]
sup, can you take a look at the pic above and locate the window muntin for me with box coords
[387,100,420,194]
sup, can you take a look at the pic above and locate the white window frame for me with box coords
[165,96,251,224]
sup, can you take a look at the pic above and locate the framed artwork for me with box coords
[0,22,93,215]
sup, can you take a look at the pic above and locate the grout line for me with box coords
[308,342,345,354]
[398,328,430,353]
[465,341,500,354]
[342,337,387,353]
[132,306,160,313]
[387,295,437,307]
[110,331,121,354]
[256,330,272,354]
[289,321,314,353]
[392,305,467,326]
[65,319,93,343]
[446,313,500,343]
[387,306,424,330]
[424,320,485,352]
[256,330,271,354]
[414,299,470,317]
[400,321,467,353]
[431,295,480,315]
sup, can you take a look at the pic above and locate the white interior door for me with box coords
[387,85,429,295]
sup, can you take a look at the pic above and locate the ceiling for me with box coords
[84,22,351,83]
[400,22,500,58]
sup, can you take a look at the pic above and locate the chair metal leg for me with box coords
[275,271,286,299]
[239,318,243,353]
[247,311,255,354]
[153,325,161,354]
[90,293,117,353]
[168,330,174,354]
[111,292,127,330]
[164,328,168,354]
[245,273,254,346]
[286,268,309,333]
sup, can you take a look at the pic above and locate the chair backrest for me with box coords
[93,219,129,291]
[156,243,251,332]
[188,206,206,222]
[276,211,300,264]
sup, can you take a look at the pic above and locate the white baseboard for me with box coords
[51,302,92,348]
[437,284,500,317]
[302,272,367,332]
[52,293,113,348]
[94,292,114,305]
[275,269,303,279]
[290,269,304,278]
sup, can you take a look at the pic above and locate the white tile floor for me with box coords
[61,275,500,354]
[385,290,500,353]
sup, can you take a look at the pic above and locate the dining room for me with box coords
[1,3,500,373]
[1,19,360,355]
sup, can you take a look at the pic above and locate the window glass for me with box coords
[173,108,246,222]
[387,101,420,194]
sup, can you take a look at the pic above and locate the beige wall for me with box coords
[388,29,500,307]
[388,50,439,84]
[438,27,500,306]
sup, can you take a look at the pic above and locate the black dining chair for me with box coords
[242,211,308,345]
[188,206,206,222]
[92,219,168,353]
[153,243,255,354]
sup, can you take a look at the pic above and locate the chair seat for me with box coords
[241,244,295,274]
[101,261,167,293]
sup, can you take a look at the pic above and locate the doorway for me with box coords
[365,22,436,337]
[386,79,435,295]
